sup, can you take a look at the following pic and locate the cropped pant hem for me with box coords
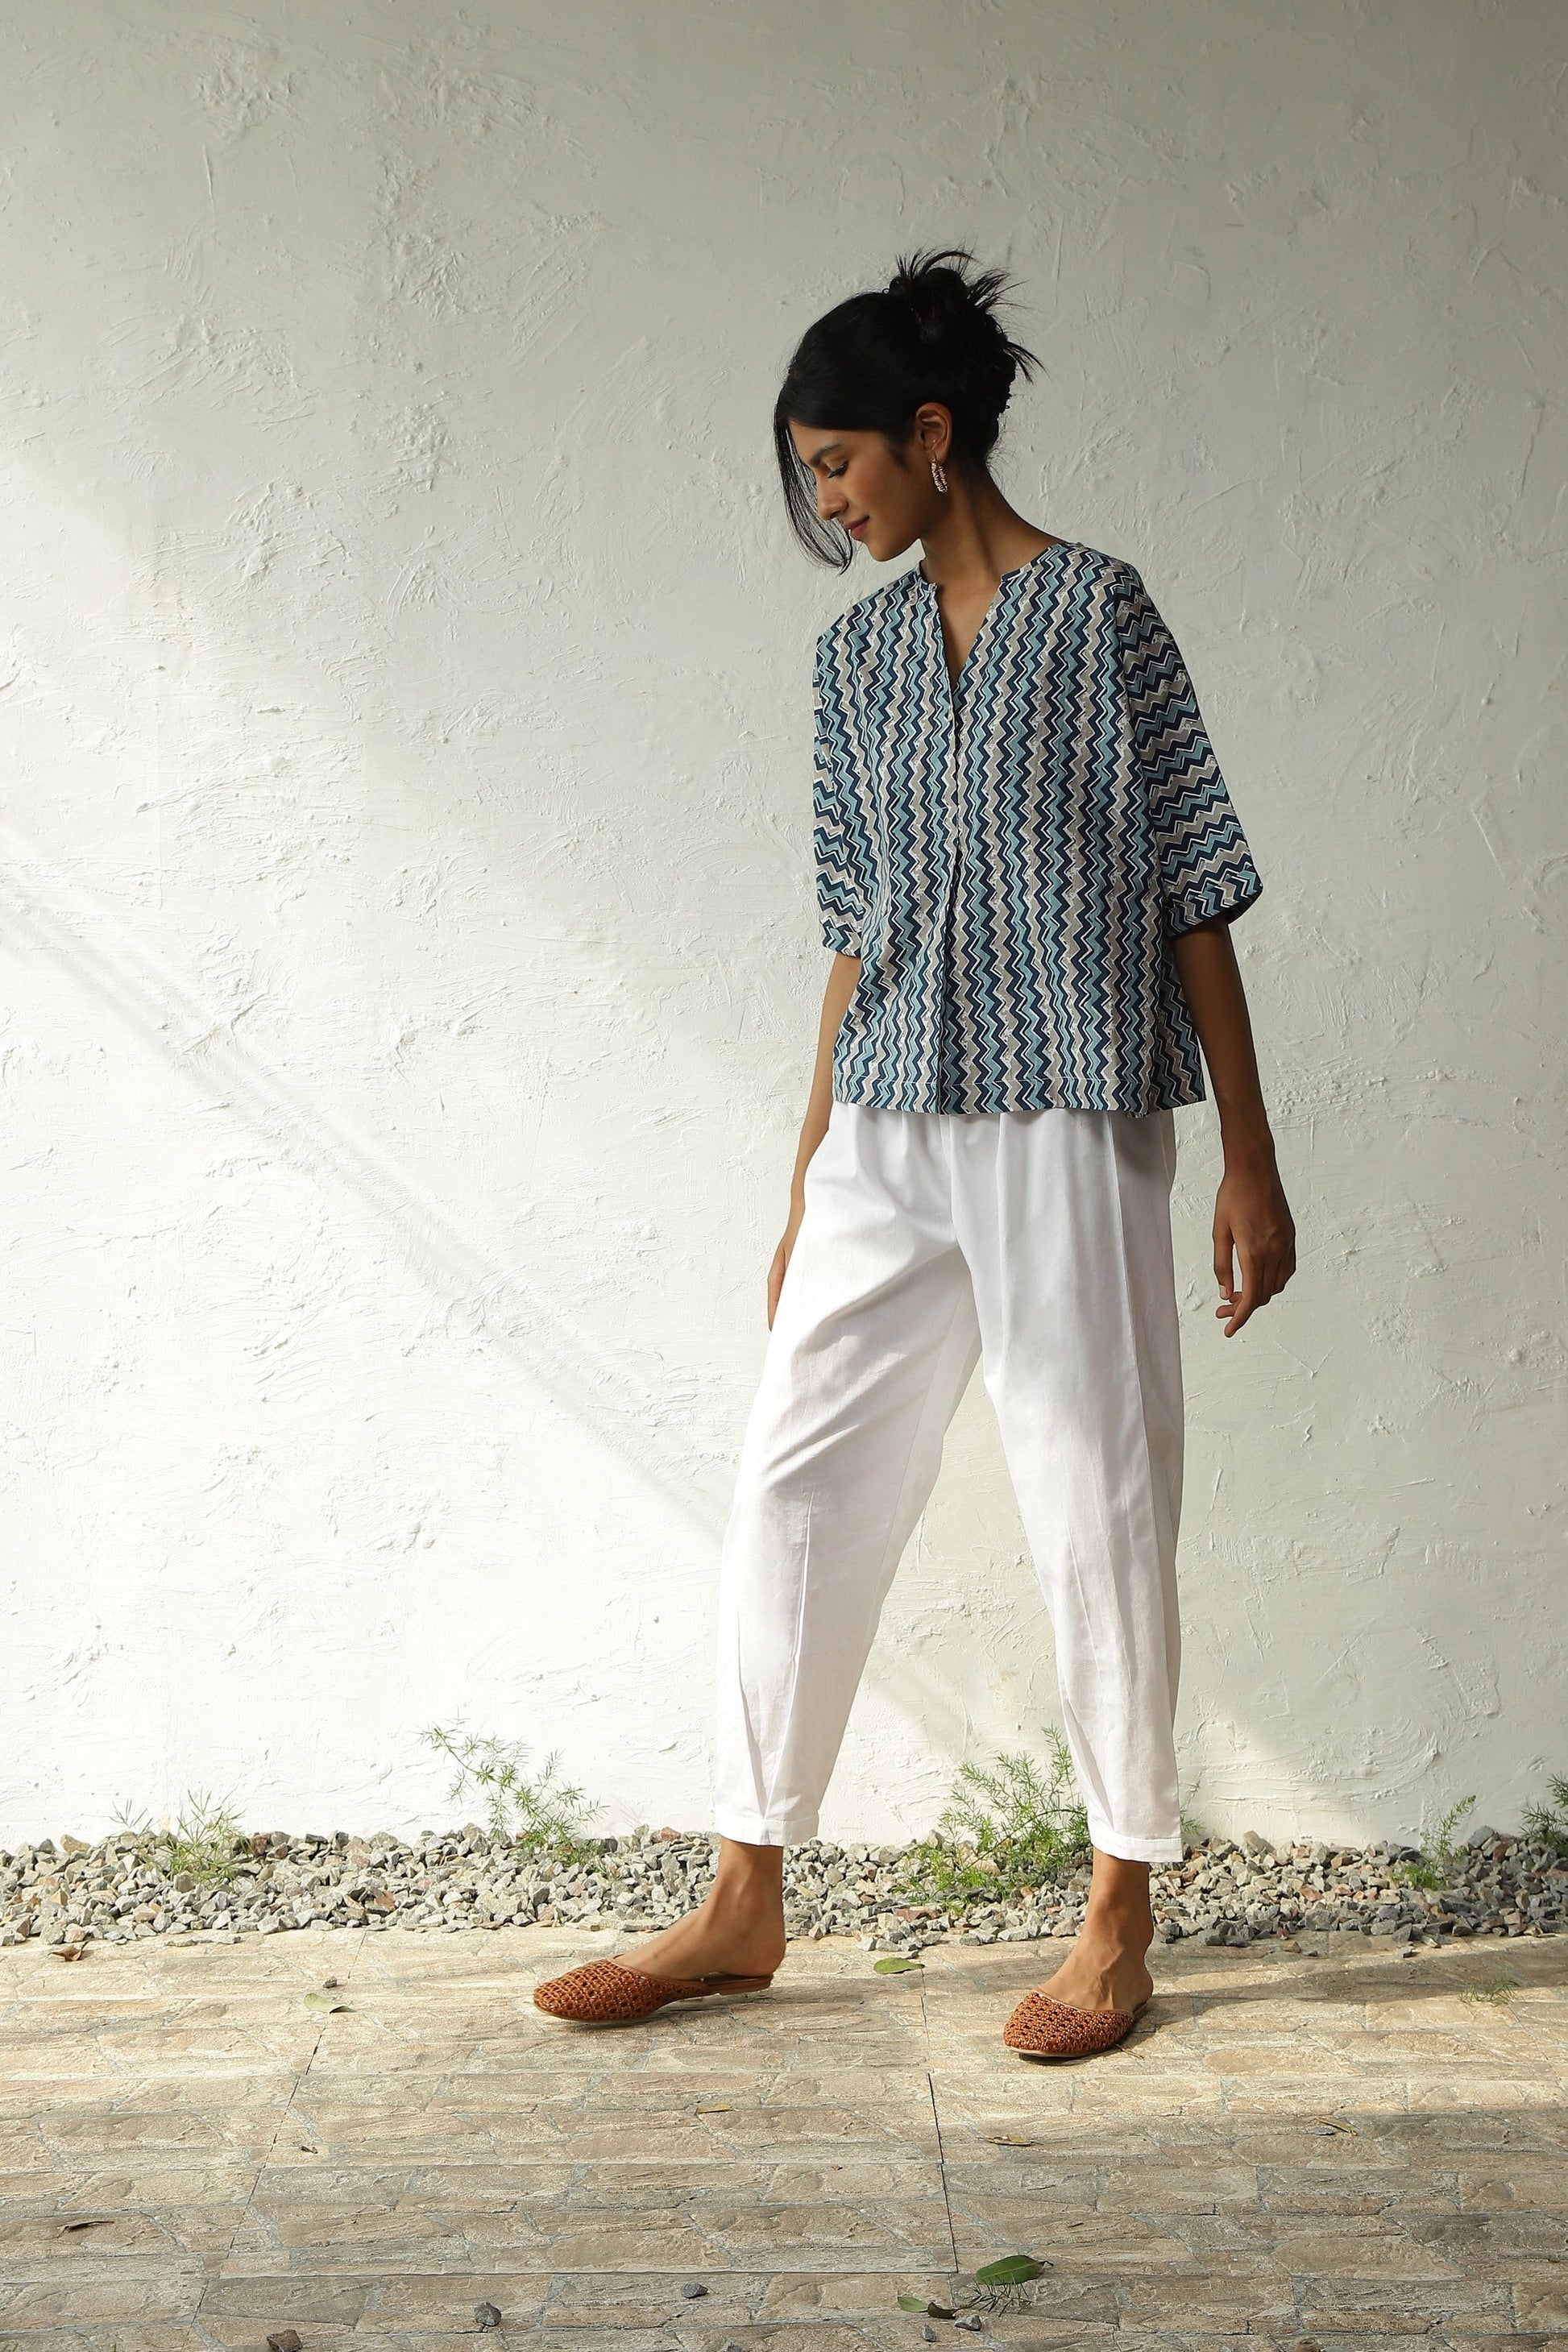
[711,1806,818,1849]
[1085,1815,1184,1866]
[712,1808,1184,1863]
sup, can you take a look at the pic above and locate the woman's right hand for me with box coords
[766,1199,806,1329]
[769,959,857,1328]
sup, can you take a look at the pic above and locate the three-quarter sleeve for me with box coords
[1115,566,1263,938]
[811,628,873,957]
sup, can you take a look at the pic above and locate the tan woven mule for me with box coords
[533,1954,775,2024]
[1002,1988,1151,2060]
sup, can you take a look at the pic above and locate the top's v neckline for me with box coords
[915,537,1070,700]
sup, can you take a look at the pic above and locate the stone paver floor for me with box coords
[1,1927,1564,2349]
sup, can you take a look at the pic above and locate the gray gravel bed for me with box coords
[2,1819,1563,1954]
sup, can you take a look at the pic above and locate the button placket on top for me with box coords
[921,570,1011,1113]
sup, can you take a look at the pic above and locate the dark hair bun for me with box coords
[884,245,1033,417]
[886,252,981,338]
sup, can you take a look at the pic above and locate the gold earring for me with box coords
[931,459,948,493]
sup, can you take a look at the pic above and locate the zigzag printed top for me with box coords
[812,536,1263,1114]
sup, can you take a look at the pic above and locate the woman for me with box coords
[537,247,1296,2055]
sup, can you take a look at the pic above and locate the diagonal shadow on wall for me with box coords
[1,818,736,1544]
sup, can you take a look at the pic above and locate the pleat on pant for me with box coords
[710,1097,1185,1864]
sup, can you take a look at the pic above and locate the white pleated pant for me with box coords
[711,1098,1185,1865]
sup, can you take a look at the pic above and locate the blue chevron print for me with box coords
[811,537,1263,1114]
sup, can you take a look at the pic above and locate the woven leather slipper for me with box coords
[1002,1988,1151,2060]
[533,1954,775,2024]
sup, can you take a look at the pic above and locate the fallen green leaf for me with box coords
[873,1956,924,1973]
[974,2254,1047,2285]
[896,2295,952,2317]
[302,1992,350,2014]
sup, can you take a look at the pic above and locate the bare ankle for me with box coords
[711,1843,786,1910]
[1083,1909,1152,1950]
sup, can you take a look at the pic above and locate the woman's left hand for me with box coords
[1213,1141,1296,1336]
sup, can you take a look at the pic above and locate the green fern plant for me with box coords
[1394,1792,1476,1890]
[421,1726,600,1861]
[110,1789,247,1892]
[1520,1773,1568,1857]
[895,1734,1090,1904]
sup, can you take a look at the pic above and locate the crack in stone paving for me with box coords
[921,1964,960,2284]
[925,2067,960,2283]
[193,1923,370,2327]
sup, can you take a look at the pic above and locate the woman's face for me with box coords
[787,417,940,562]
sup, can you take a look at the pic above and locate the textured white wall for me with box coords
[2,0,1562,1852]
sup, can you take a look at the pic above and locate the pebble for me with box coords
[0,1820,1560,1952]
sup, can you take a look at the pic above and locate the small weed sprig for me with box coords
[894,1733,1090,1905]
[421,1726,601,1863]
[110,1790,247,1892]
[1459,1969,1517,2008]
[1395,1793,1477,1891]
